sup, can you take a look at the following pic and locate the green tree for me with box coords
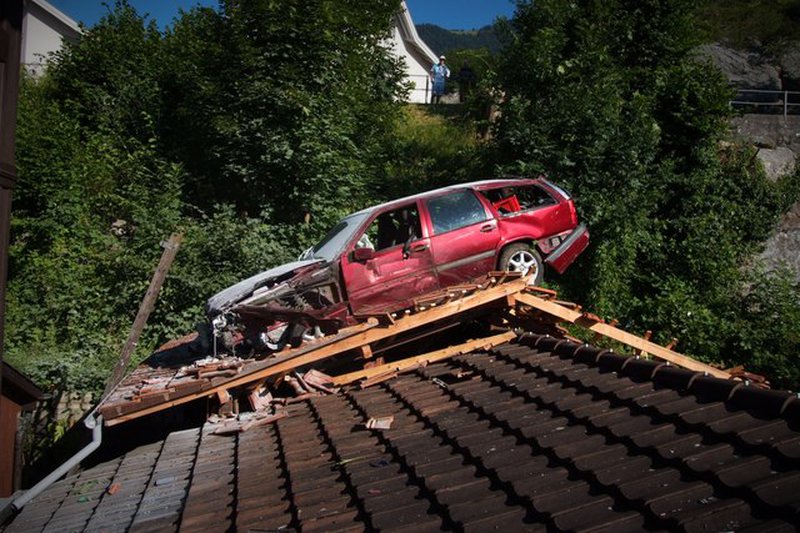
[492,0,800,386]
[8,75,184,391]
[160,0,406,231]
[7,0,408,394]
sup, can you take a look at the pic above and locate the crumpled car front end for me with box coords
[205,259,346,354]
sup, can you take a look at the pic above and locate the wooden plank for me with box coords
[514,292,730,379]
[331,330,517,385]
[104,279,528,426]
[359,345,373,360]
[359,370,398,389]
[103,234,183,397]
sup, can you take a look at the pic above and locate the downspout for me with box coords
[0,414,103,522]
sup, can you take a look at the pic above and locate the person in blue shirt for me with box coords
[430,55,450,104]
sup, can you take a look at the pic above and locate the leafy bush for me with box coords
[6,0,406,395]
[491,0,800,388]
[381,106,486,198]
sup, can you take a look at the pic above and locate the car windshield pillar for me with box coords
[309,213,370,262]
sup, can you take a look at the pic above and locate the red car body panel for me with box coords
[424,192,501,287]
[474,180,578,258]
[208,177,589,348]
[544,223,590,274]
[341,201,439,315]
[339,177,588,312]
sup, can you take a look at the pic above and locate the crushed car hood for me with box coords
[206,259,324,317]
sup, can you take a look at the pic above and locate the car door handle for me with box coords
[480,224,495,233]
[411,244,428,253]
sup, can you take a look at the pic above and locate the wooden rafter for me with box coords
[103,278,528,425]
[331,331,517,385]
[100,275,744,426]
[513,291,730,379]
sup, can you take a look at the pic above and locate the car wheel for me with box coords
[499,243,544,285]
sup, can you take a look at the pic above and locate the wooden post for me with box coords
[426,76,430,104]
[0,0,24,410]
[103,234,183,397]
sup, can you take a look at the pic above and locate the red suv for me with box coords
[206,177,588,352]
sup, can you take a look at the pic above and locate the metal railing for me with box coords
[730,89,800,117]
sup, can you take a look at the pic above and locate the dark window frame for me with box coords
[426,189,489,236]
[358,203,422,254]
[482,184,557,218]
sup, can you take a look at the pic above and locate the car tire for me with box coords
[499,243,544,285]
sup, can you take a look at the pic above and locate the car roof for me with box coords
[350,176,545,218]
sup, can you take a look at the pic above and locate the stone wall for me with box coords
[728,115,800,281]
[55,391,94,427]
[761,202,800,278]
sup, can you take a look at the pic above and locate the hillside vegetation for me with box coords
[8,0,406,394]
[7,0,800,413]
[416,23,501,56]
[492,0,800,386]
[696,0,800,51]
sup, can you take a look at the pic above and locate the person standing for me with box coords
[430,55,450,104]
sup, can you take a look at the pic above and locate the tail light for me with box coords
[568,201,578,225]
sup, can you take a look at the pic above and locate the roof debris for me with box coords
[364,416,394,430]
[10,334,800,532]
[209,409,289,435]
[97,274,748,428]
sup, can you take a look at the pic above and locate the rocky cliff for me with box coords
[697,43,800,91]
[698,43,800,280]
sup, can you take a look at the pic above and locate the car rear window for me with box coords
[427,190,488,234]
[482,184,556,216]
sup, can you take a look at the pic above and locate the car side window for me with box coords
[427,190,488,234]
[357,204,421,252]
[483,184,556,216]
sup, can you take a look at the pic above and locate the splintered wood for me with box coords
[513,290,731,379]
[98,274,741,427]
[100,276,528,425]
[210,409,289,435]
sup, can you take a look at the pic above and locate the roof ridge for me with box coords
[516,333,799,421]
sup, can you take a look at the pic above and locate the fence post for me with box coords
[785,91,789,119]
[425,76,430,104]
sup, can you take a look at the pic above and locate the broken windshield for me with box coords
[303,212,370,262]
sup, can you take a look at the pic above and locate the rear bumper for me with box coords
[544,223,589,274]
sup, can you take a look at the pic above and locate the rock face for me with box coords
[702,43,800,281]
[761,202,800,282]
[757,147,797,182]
[697,44,781,90]
[730,115,800,152]
[779,42,800,91]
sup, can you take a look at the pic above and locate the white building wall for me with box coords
[21,1,81,75]
[389,26,432,103]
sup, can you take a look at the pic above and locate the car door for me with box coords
[482,182,573,241]
[424,189,501,287]
[341,202,439,315]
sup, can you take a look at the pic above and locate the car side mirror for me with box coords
[352,247,375,262]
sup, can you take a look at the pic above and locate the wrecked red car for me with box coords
[206,177,588,352]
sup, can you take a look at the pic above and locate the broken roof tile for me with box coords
[8,335,800,531]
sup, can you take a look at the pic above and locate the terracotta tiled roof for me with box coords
[6,334,800,531]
